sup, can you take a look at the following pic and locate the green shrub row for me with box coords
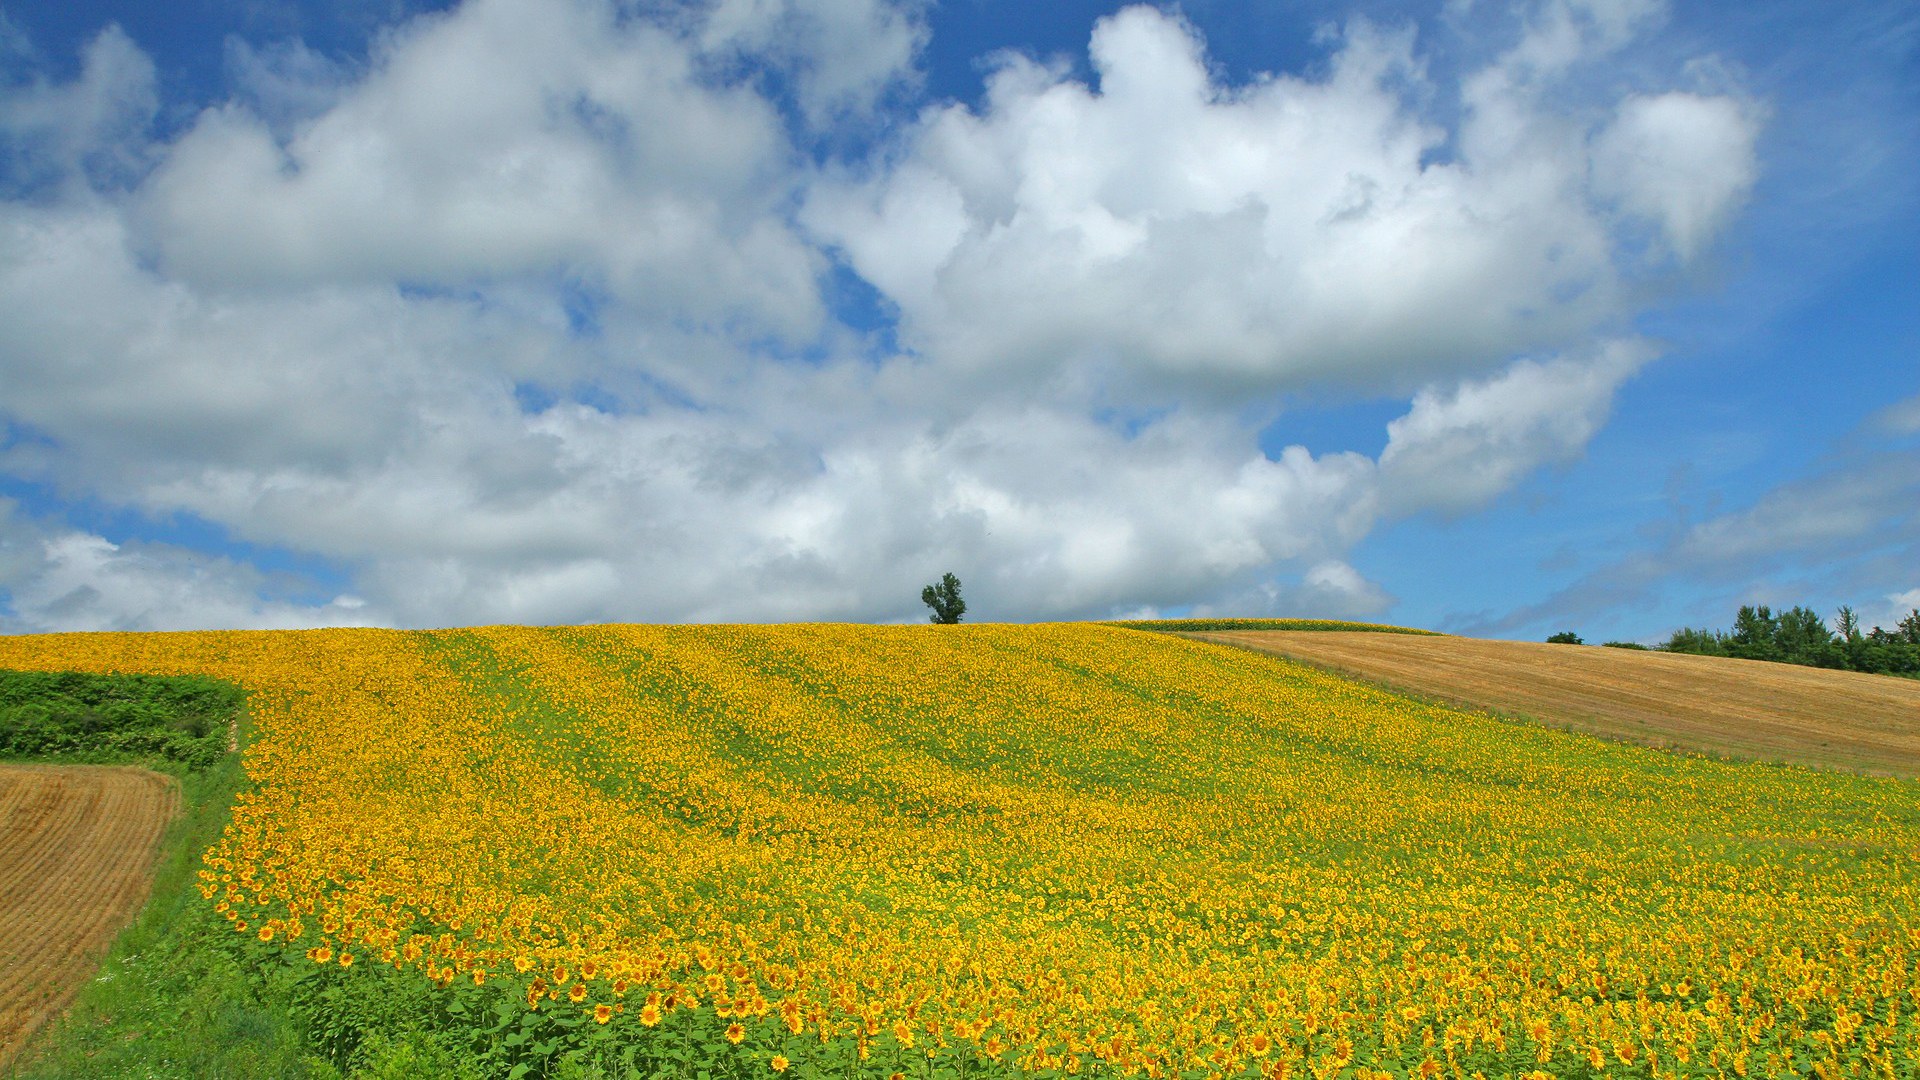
[0,668,241,767]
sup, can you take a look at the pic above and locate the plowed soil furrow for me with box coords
[0,765,179,1071]
[0,785,95,909]
[1187,631,1920,777]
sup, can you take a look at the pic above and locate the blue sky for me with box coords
[1,0,1915,639]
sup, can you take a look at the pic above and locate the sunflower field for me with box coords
[1,623,1914,1079]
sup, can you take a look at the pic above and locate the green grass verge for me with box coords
[1101,617,1439,634]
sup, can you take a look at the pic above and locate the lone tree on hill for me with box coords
[1546,631,1583,644]
[922,573,966,624]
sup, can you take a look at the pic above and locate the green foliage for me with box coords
[921,572,967,624]
[1662,626,1728,655]
[228,950,837,1080]
[0,668,242,767]
[1601,641,1650,650]
[1546,631,1584,644]
[1835,605,1861,642]
[1109,618,1438,634]
[1661,603,1920,677]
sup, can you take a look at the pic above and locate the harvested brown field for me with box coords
[0,764,179,1071]
[1187,630,1920,778]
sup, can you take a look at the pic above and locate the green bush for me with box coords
[0,669,240,767]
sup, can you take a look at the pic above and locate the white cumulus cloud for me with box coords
[0,21,157,190]
[697,0,930,127]
[0,502,374,633]
[806,4,1760,411]
[0,0,1771,630]
[136,0,826,341]
[1591,91,1762,260]
[1378,338,1654,516]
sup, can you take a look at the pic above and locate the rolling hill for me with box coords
[1187,629,1920,777]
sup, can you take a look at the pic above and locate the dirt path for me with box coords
[0,764,180,1070]
[1188,631,1920,778]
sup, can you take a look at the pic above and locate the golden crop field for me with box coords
[1,623,1915,1079]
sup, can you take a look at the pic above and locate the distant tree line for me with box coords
[1659,604,1920,676]
[1546,631,1646,648]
